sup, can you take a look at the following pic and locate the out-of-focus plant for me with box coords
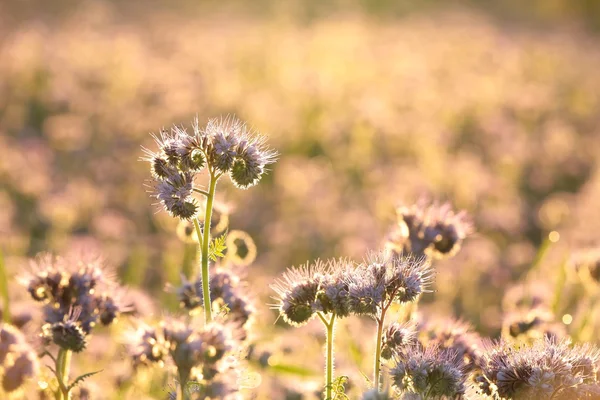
[21,253,126,399]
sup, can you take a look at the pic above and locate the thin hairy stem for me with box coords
[194,171,219,324]
[318,312,337,400]
[374,315,384,391]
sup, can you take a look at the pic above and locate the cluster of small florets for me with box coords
[381,322,417,360]
[390,345,467,399]
[0,324,39,393]
[418,318,484,372]
[345,252,433,319]
[128,317,242,399]
[387,201,472,259]
[143,117,277,220]
[476,338,600,399]
[177,266,255,339]
[271,259,354,326]
[22,253,126,352]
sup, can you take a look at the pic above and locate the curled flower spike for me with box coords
[390,345,467,399]
[381,321,417,360]
[387,200,472,259]
[345,251,433,318]
[142,116,278,220]
[476,337,600,399]
[270,259,354,327]
[42,307,87,353]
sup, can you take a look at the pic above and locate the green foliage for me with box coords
[67,370,103,392]
[208,232,228,261]
[332,376,350,400]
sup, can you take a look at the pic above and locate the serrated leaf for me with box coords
[67,370,103,392]
[208,232,227,261]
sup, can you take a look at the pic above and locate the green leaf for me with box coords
[208,232,227,261]
[268,363,319,377]
[332,376,350,399]
[67,370,103,392]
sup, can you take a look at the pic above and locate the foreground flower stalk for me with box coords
[271,259,353,399]
[318,312,337,400]
[144,116,277,325]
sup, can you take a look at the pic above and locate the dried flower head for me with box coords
[0,324,39,393]
[476,338,600,399]
[345,252,432,318]
[270,259,354,327]
[390,345,467,399]
[387,200,472,259]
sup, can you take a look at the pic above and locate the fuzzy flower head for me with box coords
[418,317,484,372]
[142,116,277,219]
[0,324,40,393]
[345,251,433,318]
[270,258,355,327]
[390,345,467,399]
[176,266,255,341]
[21,253,127,341]
[381,321,417,360]
[476,338,600,399]
[387,200,472,259]
[126,316,243,398]
[41,307,88,353]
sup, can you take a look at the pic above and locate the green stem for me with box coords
[56,348,72,400]
[319,313,336,400]
[194,172,218,324]
[178,369,190,400]
[374,316,384,391]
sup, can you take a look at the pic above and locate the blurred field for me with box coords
[2,0,600,398]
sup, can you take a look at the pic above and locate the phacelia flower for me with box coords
[381,321,417,360]
[177,266,256,340]
[387,200,472,259]
[476,338,600,399]
[418,317,483,372]
[271,259,354,327]
[21,253,127,347]
[390,345,467,399]
[143,116,277,220]
[127,316,243,398]
[345,252,432,318]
